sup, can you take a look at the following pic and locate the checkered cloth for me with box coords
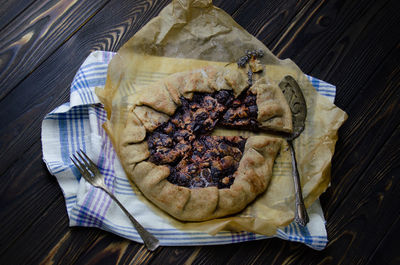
[42,51,335,250]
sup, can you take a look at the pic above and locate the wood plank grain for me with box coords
[39,229,104,265]
[231,0,312,48]
[135,246,198,265]
[151,244,244,265]
[70,235,159,265]
[322,43,400,220]
[251,0,398,109]
[213,0,248,15]
[0,0,110,101]
[0,0,36,31]
[368,215,400,265]
[1,204,116,265]
[270,0,390,67]
[223,240,282,265]
[313,126,399,265]
[300,0,399,108]
[0,141,65,254]
[0,189,69,264]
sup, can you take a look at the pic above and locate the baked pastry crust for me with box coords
[132,136,282,221]
[116,65,291,221]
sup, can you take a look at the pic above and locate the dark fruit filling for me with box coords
[219,89,258,128]
[147,89,258,189]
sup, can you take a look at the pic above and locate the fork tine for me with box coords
[71,154,93,182]
[79,149,100,174]
[71,155,82,172]
[72,154,83,170]
[72,154,90,176]
[76,151,92,172]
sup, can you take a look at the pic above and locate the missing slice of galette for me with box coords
[112,65,292,221]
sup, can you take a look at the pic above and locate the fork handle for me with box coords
[288,139,309,227]
[101,187,160,251]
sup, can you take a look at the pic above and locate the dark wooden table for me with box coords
[1,0,399,264]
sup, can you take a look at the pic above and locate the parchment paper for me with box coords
[96,0,347,236]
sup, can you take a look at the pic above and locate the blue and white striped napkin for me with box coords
[42,51,335,250]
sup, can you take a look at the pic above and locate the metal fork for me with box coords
[71,150,160,251]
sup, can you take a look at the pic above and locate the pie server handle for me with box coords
[288,139,309,226]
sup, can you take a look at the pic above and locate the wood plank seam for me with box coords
[366,210,400,264]
[235,0,315,50]
[0,0,37,32]
[270,0,316,54]
[0,135,40,178]
[231,0,255,18]
[255,1,313,46]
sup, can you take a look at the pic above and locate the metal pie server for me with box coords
[279,75,309,226]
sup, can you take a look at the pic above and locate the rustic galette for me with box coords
[114,65,292,221]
